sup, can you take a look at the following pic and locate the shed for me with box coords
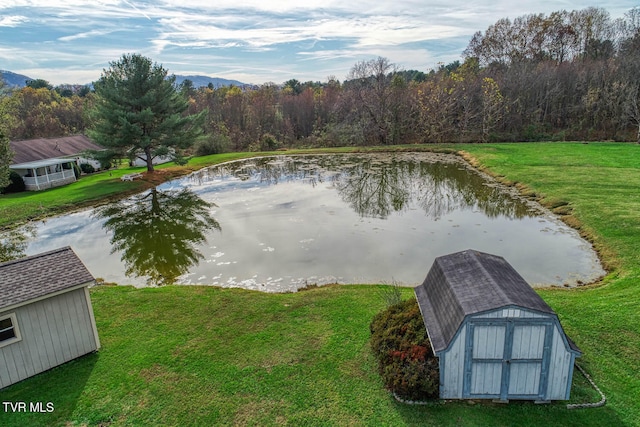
[0,247,100,389]
[414,250,581,402]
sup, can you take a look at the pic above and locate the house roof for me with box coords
[0,247,95,311]
[11,158,76,170]
[414,249,556,353]
[9,135,103,165]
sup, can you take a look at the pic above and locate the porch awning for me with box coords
[10,158,75,170]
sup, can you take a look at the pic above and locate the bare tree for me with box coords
[345,57,402,144]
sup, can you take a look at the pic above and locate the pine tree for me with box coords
[0,130,12,189]
[89,54,205,172]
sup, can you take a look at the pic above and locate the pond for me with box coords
[4,152,604,292]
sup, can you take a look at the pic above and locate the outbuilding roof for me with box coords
[414,249,555,353]
[0,247,95,311]
[9,135,103,165]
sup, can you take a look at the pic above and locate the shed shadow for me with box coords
[0,351,99,426]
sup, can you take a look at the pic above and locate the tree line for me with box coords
[1,5,639,164]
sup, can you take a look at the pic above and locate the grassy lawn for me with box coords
[0,285,623,427]
[1,142,639,426]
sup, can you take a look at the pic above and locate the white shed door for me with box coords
[464,320,552,400]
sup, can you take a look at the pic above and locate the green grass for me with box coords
[0,286,625,427]
[1,142,640,426]
[460,142,640,425]
[0,165,148,229]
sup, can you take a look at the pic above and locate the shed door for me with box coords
[464,320,552,400]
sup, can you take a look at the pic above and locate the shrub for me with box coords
[79,163,95,174]
[72,163,81,179]
[260,133,281,151]
[2,171,26,194]
[195,133,231,156]
[370,298,439,401]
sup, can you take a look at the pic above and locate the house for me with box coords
[0,247,100,389]
[414,249,581,402]
[9,135,103,190]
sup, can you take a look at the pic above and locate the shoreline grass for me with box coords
[1,142,639,426]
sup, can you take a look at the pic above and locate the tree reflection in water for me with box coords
[334,157,532,219]
[0,223,37,262]
[94,187,220,286]
[195,153,533,220]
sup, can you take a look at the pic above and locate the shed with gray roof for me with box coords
[0,247,100,389]
[415,249,581,402]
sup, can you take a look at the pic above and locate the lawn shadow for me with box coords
[0,352,99,427]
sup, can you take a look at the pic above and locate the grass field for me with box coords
[1,142,639,426]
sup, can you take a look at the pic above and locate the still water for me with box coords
[8,152,604,291]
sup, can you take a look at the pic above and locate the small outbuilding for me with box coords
[0,247,100,389]
[415,249,581,402]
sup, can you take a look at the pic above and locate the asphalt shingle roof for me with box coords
[10,135,103,165]
[0,247,95,310]
[415,249,555,353]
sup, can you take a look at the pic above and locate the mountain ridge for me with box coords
[1,70,248,88]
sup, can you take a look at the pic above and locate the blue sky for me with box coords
[0,1,637,86]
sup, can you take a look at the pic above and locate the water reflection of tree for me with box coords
[190,154,532,220]
[0,224,36,262]
[332,156,532,220]
[94,188,220,286]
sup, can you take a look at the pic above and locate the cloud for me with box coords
[58,29,122,42]
[0,15,28,27]
[1,1,638,85]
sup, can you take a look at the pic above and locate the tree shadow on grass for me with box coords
[0,352,99,427]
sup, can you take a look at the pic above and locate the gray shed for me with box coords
[415,250,581,402]
[0,247,100,389]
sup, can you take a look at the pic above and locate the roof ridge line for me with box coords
[468,250,511,302]
[0,246,73,268]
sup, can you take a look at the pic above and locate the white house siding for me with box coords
[0,288,98,389]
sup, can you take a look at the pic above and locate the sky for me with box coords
[0,1,638,86]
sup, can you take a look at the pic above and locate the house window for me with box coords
[0,313,21,348]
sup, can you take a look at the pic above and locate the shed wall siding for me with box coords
[0,288,97,389]
[441,325,466,398]
[546,324,574,400]
[447,311,574,401]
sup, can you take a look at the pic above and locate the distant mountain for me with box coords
[1,70,247,89]
[174,74,248,88]
[0,70,33,87]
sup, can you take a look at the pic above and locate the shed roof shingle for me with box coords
[0,247,95,310]
[415,249,555,353]
[10,135,103,165]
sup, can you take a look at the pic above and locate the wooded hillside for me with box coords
[1,6,639,148]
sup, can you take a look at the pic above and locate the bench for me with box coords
[121,173,143,181]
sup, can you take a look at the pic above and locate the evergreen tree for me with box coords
[0,130,12,189]
[0,78,14,188]
[89,54,205,172]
